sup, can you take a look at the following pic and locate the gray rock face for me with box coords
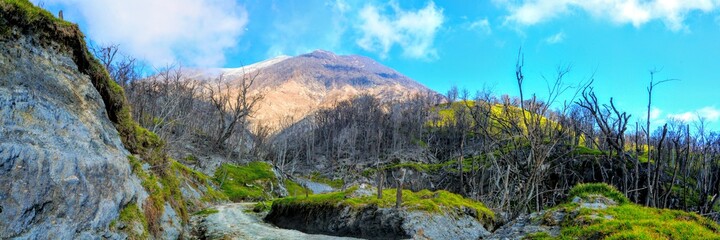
[488,195,619,239]
[265,202,490,239]
[403,211,490,240]
[160,202,182,240]
[266,203,409,239]
[487,212,563,240]
[0,36,143,238]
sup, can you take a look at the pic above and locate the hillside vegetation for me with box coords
[274,186,495,223]
[528,183,720,239]
[214,161,309,201]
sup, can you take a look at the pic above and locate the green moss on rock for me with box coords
[284,179,310,197]
[1,1,221,238]
[192,208,219,217]
[274,187,495,224]
[558,204,720,239]
[1,0,162,155]
[113,203,149,240]
[214,162,278,201]
[538,183,720,239]
[568,183,630,205]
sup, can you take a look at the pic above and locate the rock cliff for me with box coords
[0,1,223,238]
[264,185,494,239]
[0,2,143,238]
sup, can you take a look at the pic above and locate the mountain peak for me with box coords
[221,55,291,77]
[214,50,435,129]
[301,49,338,60]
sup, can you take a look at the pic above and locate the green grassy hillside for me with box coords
[273,186,495,224]
[531,183,720,239]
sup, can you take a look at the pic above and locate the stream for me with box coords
[190,203,358,240]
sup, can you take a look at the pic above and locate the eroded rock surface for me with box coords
[265,202,491,239]
[488,194,619,240]
[0,36,143,238]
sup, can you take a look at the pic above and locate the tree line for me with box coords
[270,51,720,221]
[93,44,264,167]
[96,45,720,222]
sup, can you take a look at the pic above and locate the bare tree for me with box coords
[393,168,407,208]
[91,43,144,87]
[205,71,263,149]
[576,85,631,194]
[644,69,677,206]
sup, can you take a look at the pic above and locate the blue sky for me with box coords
[35,0,720,131]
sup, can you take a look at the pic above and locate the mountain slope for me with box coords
[220,50,435,129]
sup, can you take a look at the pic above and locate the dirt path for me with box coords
[190,203,359,240]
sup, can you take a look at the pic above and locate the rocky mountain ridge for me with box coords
[213,49,435,129]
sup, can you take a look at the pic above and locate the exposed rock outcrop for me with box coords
[489,183,720,239]
[265,186,493,240]
[266,203,491,240]
[0,17,142,240]
[0,1,225,238]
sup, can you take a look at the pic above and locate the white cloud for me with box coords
[545,31,565,44]
[469,18,492,34]
[650,107,662,120]
[498,0,719,31]
[43,0,248,67]
[356,1,444,59]
[667,106,720,122]
[334,0,351,13]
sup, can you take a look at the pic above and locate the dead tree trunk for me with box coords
[393,168,407,208]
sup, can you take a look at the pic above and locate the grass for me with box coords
[524,232,553,239]
[431,100,476,127]
[192,208,219,217]
[113,203,149,240]
[538,183,720,239]
[213,161,309,201]
[214,162,278,201]
[0,0,74,38]
[568,183,630,205]
[129,156,227,236]
[428,100,556,134]
[2,0,163,156]
[128,156,168,235]
[273,187,495,224]
[284,179,311,197]
[171,160,228,203]
[559,204,720,239]
[572,146,604,156]
[253,201,273,212]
